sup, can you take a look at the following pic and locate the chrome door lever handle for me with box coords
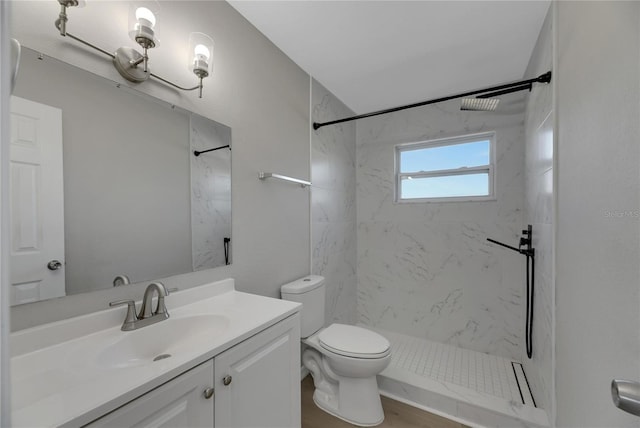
[612,379,640,416]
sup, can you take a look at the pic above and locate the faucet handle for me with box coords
[109,299,138,326]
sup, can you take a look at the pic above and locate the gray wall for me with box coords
[355,96,527,360]
[10,1,310,330]
[311,79,357,325]
[13,48,193,295]
[522,5,554,418]
[556,2,640,426]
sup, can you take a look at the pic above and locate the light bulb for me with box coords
[135,7,156,28]
[194,44,210,61]
[188,32,213,79]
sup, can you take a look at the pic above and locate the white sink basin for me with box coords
[11,278,301,428]
[96,314,229,369]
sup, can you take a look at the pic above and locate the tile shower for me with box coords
[354,94,543,425]
[311,7,553,424]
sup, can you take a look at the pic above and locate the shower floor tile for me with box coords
[380,329,522,402]
[368,327,549,428]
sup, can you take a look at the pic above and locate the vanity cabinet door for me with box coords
[214,313,301,428]
[85,360,214,428]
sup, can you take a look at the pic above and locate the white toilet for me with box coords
[281,275,391,427]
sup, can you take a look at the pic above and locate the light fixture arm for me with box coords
[149,72,201,94]
[56,3,68,36]
[141,47,149,72]
[54,1,208,98]
[130,53,144,68]
[65,32,116,59]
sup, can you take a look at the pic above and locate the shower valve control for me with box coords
[519,226,533,251]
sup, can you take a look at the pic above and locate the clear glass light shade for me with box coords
[136,7,156,27]
[189,32,214,78]
[128,2,160,47]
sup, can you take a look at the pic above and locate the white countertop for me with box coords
[10,279,300,428]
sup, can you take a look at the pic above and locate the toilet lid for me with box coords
[318,324,390,359]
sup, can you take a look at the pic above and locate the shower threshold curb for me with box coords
[367,326,549,428]
[378,366,549,428]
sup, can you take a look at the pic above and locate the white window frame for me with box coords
[395,131,496,203]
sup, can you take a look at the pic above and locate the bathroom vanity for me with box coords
[10,279,301,427]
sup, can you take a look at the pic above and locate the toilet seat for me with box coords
[318,324,390,359]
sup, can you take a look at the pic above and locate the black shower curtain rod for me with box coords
[312,71,552,130]
[193,144,231,157]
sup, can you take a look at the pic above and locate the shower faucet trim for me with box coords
[487,225,535,359]
[487,225,534,257]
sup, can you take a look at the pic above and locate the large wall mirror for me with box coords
[9,47,232,306]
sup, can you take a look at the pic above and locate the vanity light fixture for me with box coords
[188,32,214,98]
[55,0,213,98]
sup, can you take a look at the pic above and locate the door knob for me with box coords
[203,387,214,399]
[47,260,62,271]
[223,375,232,386]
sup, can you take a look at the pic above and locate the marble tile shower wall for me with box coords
[356,98,526,360]
[522,7,554,417]
[311,79,358,324]
[190,115,232,270]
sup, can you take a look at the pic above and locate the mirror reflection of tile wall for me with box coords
[190,115,232,270]
[10,47,232,305]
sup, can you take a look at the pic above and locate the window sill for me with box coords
[394,195,497,204]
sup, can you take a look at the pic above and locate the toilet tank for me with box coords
[280,275,325,338]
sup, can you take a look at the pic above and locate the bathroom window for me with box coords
[395,132,495,202]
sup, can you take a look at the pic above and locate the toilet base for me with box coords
[311,375,385,427]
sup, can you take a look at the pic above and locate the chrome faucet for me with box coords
[109,282,171,331]
[112,274,131,287]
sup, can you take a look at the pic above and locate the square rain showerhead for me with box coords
[460,98,500,111]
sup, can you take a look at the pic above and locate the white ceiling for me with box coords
[228,1,551,114]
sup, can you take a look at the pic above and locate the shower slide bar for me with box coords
[312,71,552,130]
[258,172,312,188]
[487,226,535,359]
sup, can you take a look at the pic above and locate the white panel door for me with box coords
[215,314,301,428]
[9,96,65,305]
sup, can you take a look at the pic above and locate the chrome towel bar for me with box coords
[258,172,311,188]
[612,379,640,416]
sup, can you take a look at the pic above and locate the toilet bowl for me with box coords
[280,276,391,426]
[303,324,391,426]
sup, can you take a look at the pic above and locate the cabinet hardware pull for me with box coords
[223,375,232,386]
[203,387,214,399]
